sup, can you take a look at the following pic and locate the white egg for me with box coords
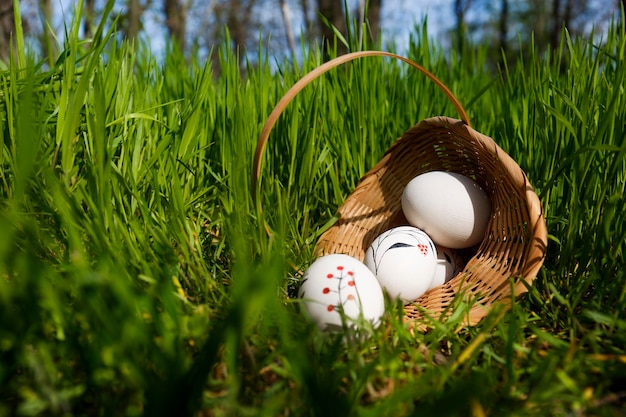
[429,245,465,290]
[401,171,491,249]
[298,254,385,331]
[364,226,437,303]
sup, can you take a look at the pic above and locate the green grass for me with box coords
[1,3,626,416]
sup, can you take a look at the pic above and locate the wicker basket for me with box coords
[253,51,548,328]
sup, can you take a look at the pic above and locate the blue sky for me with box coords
[381,0,455,47]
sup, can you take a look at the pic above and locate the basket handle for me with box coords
[252,50,471,207]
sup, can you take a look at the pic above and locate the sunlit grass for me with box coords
[1,2,626,416]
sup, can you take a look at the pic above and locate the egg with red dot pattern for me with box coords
[298,254,385,331]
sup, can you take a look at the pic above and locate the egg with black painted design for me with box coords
[364,226,437,303]
[429,244,465,290]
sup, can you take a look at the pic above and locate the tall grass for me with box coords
[1,2,625,416]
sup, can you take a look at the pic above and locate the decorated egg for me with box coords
[298,254,385,331]
[364,226,437,303]
[401,171,492,249]
[429,245,465,290]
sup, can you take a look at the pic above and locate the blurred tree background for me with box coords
[453,0,626,67]
[0,0,624,71]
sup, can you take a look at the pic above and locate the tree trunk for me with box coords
[499,0,508,56]
[84,0,95,39]
[227,0,245,51]
[126,0,142,40]
[0,0,15,63]
[39,0,56,65]
[300,0,314,45]
[280,0,297,60]
[366,0,382,43]
[164,0,187,51]
[563,0,573,32]
[454,0,471,56]
[550,0,561,47]
[226,0,256,52]
[316,0,346,57]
